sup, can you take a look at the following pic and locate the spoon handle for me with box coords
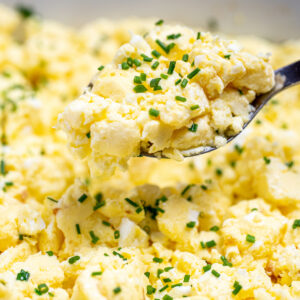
[275,60,300,90]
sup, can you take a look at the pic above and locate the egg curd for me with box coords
[58,23,274,178]
[0,4,300,300]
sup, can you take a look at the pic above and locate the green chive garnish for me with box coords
[16,269,30,281]
[121,62,130,70]
[175,95,186,102]
[182,54,189,62]
[183,274,190,282]
[68,255,80,264]
[114,230,120,239]
[210,225,219,232]
[188,123,198,132]
[167,33,181,40]
[133,59,141,66]
[263,157,271,164]
[187,68,200,79]
[246,234,255,243]
[75,224,81,234]
[78,194,88,203]
[133,85,147,93]
[140,73,146,81]
[167,61,176,75]
[206,240,216,248]
[151,61,160,70]
[181,78,188,88]
[152,50,161,58]
[141,54,153,62]
[203,264,211,272]
[155,19,164,25]
[292,219,300,229]
[224,54,231,59]
[212,270,220,278]
[124,197,139,207]
[196,32,201,39]
[175,79,181,85]
[153,257,163,263]
[134,76,142,84]
[113,287,121,294]
[186,221,196,228]
[149,108,160,117]
[190,104,199,110]
[91,271,102,276]
[161,73,168,79]
[89,231,99,244]
[97,65,104,71]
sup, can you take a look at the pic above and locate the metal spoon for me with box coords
[141,60,300,158]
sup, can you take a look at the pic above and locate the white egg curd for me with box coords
[0,5,300,300]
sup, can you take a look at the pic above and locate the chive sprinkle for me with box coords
[153,257,163,263]
[97,65,104,71]
[125,197,139,207]
[263,157,271,164]
[46,251,53,256]
[150,78,161,88]
[159,285,169,292]
[212,270,220,278]
[86,131,91,139]
[181,78,188,88]
[220,256,232,267]
[175,95,186,102]
[141,54,153,62]
[78,194,87,203]
[140,73,146,81]
[215,168,223,176]
[163,278,171,283]
[190,104,199,110]
[232,281,242,295]
[75,224,81,234]
[68,255,80,264]
[114,230,120,239]
[200,241,206,249]
[167,33,181,40]
[175,79,181,85]
[161,73,168,79]
[210,226,219,232]
[151,61,159,70]
[0,160,5,175]
[167,61,176,75]
[134,76,142,84]
[91,271,102,276]
[183,274,190,282]
[181,184,194,196]
[155,19,164,25]
[102,220,110,227]
[171,283,182,288]
[286,161,294,168]
[127,57,133,66]
[152,50,161,58]
[292,219,300,229]
[34,283,49,296]
[187,68,200,79]
[196,32,201,39]
[203,264,211,272]
[188,123,198,132]
[155,39,175,54]
[186,221,196,228]
[113,287,121,294]
[149,108,160,117]
[133,84,147,93]
[121,62,130,70]
[182,54,189,62]
[133,59,142,66]
[47,196,58,203]
[162,295,173,300]
[157,268,164,278]
[246,234,255,243]
[16,269,30,281]
[144,271,150,278]
[89,231,99,244]
[147,285,156,295]
[224,54,231,59]
[206,240,216,248]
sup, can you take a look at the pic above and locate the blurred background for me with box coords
[1,0,300,41]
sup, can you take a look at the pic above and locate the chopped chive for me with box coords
[220,256,232,267]
[196,32,201,39]
[150,78,161,88]
[136,207,143,213]
[134,76,142,84]
[78,194,88,203]
[127,57,133,67]
[125,197,139,207]
[34,283,48,296]
[181,184,194,196]
[121,62,130,70]
[113,287,121,294]
[201,184,207,190]
[149,108,160,117]
[152,50,161,58]
[113,251,127,261]
[86,131,91,138]
[114,230,120,239]
[232,281,242,295]
[102,221,110,227]
[212,270,220,278]
[263,157,271,164]
[203,264,211,272]
[144,271,150,278]
[157,268,164,278]
[161,73,168,79]
[171,283,182,288]
[154,85,162,91]
[292,219,300,229]
[190,104,199,110]
[238,89,244,95]
[133,84,147,93]
[159,285,169,292]
[46,251,54,256]
[187,68,200,79]
[188,123,198,132]
[153,257,163,263]
[89,231,99,244]
[163,278,171,283]
[285,161,294,168]
[16,269,30,281]
[167,61,176,75]
[182,54,189,62]
[0,160,5,175]
[200,241,206,249]
[155,19,164,25]
[140,73,146,81]
[246,234,255,243]
[155,40,175,54]
[175,79,181,85]
[133,59,141,66]
[164,267,174,272]
[147,285,156,295]
[186,221,196,228]
[91,271,102,276]
[224,54,231,60]
[206,240,216,248]
[75,224,81,234]
[47,196,58,203]
[183,274,190,282]
[210,226,219,232]
[175,95,186,102]
[68,255,80,264]
[181,78,188,88]
[167,33,181,40]
[251,208,258,212]
[162,295,173,300]
[141,54,153,62]
[93,199,105,211]
[151,61,160,69]
[234,144,244,154]
[215,168,223,176]
[97,65,104,71]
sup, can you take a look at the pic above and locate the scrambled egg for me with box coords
[0,4,300,300]
[58,24,274,178]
